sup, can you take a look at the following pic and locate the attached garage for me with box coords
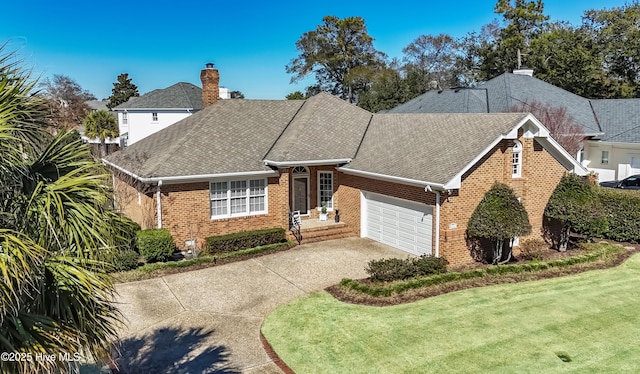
[361,192,433,256]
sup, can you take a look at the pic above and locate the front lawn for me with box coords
[262,252,640,373]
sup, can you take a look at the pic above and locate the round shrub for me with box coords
[137,228,175,263]
[112,249,140,271]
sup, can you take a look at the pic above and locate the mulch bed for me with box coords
[326,242,640,307]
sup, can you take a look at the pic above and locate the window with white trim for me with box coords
[318,171,333,210]
[512,140,522,178]
[210,179,267,218]
[152,112,158,122]
[122,112,128,125]
[601,150,609,165]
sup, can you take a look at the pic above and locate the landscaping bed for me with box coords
[327,241,640,306]
[112,241,295,283]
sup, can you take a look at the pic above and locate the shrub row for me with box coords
[598,188,640,242]
[137,228,176,263]
[342,243,624,297]
[366,255,448,282]
[204,228,286,254]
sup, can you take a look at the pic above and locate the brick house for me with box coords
[103,67,586,266]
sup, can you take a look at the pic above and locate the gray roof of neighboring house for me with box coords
[113,82,202,110]
[590,99,640,143]
[86,100,109,111]
[105,99,304,178]
[265,92,372,163]
[343,113,528,185]
[388,73,603,137]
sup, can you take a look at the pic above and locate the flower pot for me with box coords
[319,213,328,221]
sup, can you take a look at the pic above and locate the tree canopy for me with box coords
[0,49,127,373]
[83,109,118,157]
[107,73,139,109]
[286,15,386,103]
[40,74,95,131]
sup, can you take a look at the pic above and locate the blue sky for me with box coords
[1,0,622,100]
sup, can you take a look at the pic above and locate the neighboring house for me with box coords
[389,71,640,182]
[112,63,231,146]
[104,78,585,265]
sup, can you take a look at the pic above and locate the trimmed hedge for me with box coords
[342,243,624,297]
[112,249,140,271]
[137,228,175,263]
[204,228,286,254]
[599,189,640,243]
[366,255,448,282]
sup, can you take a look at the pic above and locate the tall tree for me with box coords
[0,49,126,373]
[286,15,386,103]
[107,73,139,109]
[83,109,119,158]
[583,3,640,97]
[40,74,96,132]
[402,33,459,89]
[471,0,549,80]
[528,23,610,98]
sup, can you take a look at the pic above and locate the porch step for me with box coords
[297,223,355,244]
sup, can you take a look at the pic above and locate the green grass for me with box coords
[262,252,640,373]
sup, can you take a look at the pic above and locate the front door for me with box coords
[293,177,308,213]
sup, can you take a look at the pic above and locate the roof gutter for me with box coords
[113,107,196,111]
[102,159,278,184]
[264,158,352,167]
[339,167,447,191]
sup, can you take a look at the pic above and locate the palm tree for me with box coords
[83,109,118,158]
[1,49,129,373]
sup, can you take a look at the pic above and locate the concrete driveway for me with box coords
[113,237,406,373]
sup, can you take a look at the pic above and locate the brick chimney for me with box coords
[200,62,220,108]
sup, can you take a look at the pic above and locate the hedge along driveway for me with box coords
[262,253,640,373]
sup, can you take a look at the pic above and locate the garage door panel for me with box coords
[363,192,433,256]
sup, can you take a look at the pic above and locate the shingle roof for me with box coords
[105,99,304,178]
[590,99,640,143]
[114,82,202,110]
[388,73,603,136]
[342,113,529,185]
[265,92,372,162]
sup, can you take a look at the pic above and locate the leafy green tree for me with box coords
[286,15,386,103]
[0,49,125,373]
[83,109,119,158]
[528,23,610,98]
[583,3,640,97]
[358,67,413,112]
[285,91,307,100]
[40,74,96,132]
[467,0,549,81]
[544,174,607,251]
[107,73,139,109]
[467,183,531,264]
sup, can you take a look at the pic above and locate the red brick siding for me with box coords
[439,137,566,265]
[143,171,289,249]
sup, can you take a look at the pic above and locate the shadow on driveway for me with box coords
[114,326,239,374]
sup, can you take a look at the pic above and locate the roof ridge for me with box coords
[262,100,307,160]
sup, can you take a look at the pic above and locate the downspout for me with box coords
[426,186,441,258]
[435,191,440,258]
[157,180,163,228]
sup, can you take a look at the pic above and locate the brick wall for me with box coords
[439,137,566,265]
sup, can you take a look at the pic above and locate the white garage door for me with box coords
[362,192,433,256]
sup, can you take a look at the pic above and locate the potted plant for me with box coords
[319,201,328,221]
